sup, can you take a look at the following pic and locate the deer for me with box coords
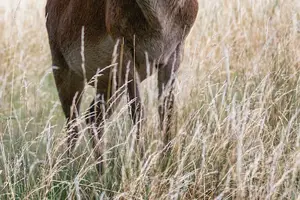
[45,0,198,174]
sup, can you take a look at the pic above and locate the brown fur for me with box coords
[46,0,198,173]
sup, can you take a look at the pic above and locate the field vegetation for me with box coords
[0,0,300,199]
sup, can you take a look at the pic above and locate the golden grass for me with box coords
[0,0,300,199]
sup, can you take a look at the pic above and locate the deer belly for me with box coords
[63,35,115,82]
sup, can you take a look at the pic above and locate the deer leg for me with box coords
[127,78,143,140]
[126,77,146,158]
[158,68,175,147]
[86,92,110,175]
[157,47,181,147]
[86,78,125,174]
[124,47,144,153]
[51,51,84,154]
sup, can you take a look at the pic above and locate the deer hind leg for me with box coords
[52,57,84,154]
[157,46,181,148]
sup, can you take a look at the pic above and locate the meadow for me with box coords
[0,0,300,199]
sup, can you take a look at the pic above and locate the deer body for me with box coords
[46,0,198,173]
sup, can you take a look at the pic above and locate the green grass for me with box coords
[0,0,300,199]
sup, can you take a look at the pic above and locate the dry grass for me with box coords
[0,0,300,199]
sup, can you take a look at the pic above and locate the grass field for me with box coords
[0,0,300,199]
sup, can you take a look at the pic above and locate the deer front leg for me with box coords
[157,47,181,147]
[158,68,175,147]
[127,74,143,139]
[51,51,84,155]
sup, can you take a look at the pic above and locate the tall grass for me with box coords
[0,0,300,199]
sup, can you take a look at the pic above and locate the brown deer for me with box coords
[45,0,198,173]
